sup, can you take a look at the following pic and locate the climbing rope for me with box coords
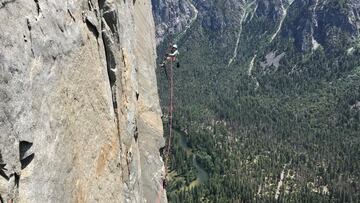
[166,59,174,175]
[155,20,176,202]
[156,59,174,203]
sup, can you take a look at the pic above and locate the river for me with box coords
[178,130,209,185]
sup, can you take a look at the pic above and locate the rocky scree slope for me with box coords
[152,0,198,44]
[0,0,166,202]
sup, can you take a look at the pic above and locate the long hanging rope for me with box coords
[155,4,176,199]
[165,59,174,174]
[156,59,174,203]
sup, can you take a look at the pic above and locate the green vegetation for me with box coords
[157,1,360,202]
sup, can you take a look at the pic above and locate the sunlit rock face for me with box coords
[0,0,166,202]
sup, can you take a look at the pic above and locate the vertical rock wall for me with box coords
[0,0,166,202]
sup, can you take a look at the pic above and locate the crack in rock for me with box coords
[0,0,16,9]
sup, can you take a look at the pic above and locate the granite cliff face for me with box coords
[0,0,166,202]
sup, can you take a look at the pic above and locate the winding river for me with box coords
[178,131,209,185]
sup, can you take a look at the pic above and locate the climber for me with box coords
[160,44,179,68]
[167,44,179,60]
[160,44,180,80]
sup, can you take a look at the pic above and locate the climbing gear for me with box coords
[162,178,168,188]
[172,44,178,49]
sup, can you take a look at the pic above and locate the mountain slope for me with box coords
[153,0,360,202]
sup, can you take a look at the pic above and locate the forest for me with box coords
[157,1,360,202]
